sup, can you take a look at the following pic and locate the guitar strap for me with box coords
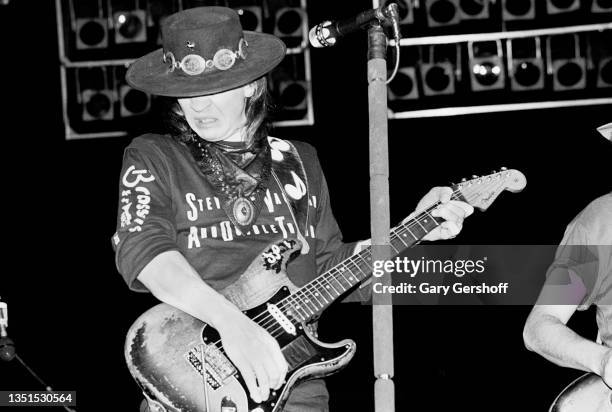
[267,137,310,255]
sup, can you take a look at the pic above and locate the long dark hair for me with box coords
[162,77,270,146]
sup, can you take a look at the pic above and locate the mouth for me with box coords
[194,117,217,128]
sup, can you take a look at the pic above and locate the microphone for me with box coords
[309,3,399,48]
[0,298,15,362]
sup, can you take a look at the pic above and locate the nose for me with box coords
[189,96,211,112]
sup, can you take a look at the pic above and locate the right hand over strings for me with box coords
[217,311,289,403]
[136,251,289,404]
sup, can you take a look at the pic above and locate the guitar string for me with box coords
[204,199,449,352]
[257,204,444,332]
[204,175,507,354]
[272,180,506,325]
[232,189,483,341]
[247,182,501,340]
[211,187,482,347]
[254,188,477,333]
[205,185,490,350]
[257,195,462,336]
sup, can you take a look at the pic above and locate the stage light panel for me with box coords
[426,0,461,27]
[82,89,114,121]
[119,85,150,117]
[114,10,147,44]
[388,67,420,100]
[546,0,580,14]
[502,0,536,20]
[459,0,490,20]
[235,6,262,32]
[76,18,108,49]
[421,62,456,95]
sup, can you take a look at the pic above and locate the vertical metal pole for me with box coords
[367,22,395,412]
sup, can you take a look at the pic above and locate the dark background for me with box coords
[1,1,611,411]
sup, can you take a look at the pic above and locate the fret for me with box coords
[415,216,427,231]
[393,229,410,247]
[428,210,446,225]
[335,265,352,288]
[318,278,337,301]
[328,270,349,293]
[346,258,366,279]
[389,235,407,253]
[406,219,428,239]
[421,211,440,231]
[354,252,373,274]
[303,287,324,310]
[285,300,307,322]
[312,279,331,305]
[388,241,400,254]
[297,293,317,316]
[324,276,342,296]
[404,225,419,241]
[289,296,314,318]
[343,268,358,285]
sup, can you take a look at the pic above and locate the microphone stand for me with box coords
[1,322,76,412]
[9,354,77,412]
[367,21,395,412]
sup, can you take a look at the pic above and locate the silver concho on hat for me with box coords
[163,51,177,72]
[181,54,206,76]
[213,49,236,71]
[238,38,248,59]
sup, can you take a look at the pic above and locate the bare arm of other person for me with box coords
[523,243,612,388]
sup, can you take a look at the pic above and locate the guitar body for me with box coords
[125,239,356,412]
[550,373,612,412]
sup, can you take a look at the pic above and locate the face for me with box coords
[178,84,255,143]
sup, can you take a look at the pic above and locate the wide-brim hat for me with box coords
[126,7,286,97]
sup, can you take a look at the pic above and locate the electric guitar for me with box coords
[550,373,612,412]
[125,169,526,412]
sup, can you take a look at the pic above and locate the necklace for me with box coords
[193,139,271,227]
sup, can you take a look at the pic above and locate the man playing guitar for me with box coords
[523,182,611,410]
[112,7,473,411]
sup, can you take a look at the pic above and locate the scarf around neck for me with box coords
[190,136,271,228]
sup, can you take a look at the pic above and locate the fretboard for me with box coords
[280,198,456,322]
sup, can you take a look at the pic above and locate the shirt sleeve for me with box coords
[547,219,599,309]
[111,144,179,292]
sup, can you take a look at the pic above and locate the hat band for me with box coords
[163,38,249,76]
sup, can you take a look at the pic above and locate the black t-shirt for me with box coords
[112,134,358,296]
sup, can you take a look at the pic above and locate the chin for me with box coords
[193,127,228,143]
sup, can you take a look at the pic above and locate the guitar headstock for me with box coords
[453,168,526,211]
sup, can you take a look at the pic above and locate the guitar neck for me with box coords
[282,194,461,321]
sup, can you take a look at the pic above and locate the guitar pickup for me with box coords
[267,303,296,336]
